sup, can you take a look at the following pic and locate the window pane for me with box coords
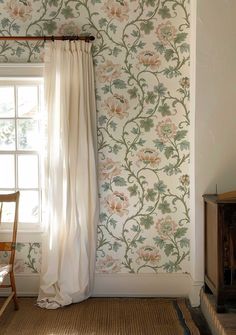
[19,191,39,223]
[0,200,16,223]
[17,119,39,150]
[0,154,15,188]
[0,86,15,117]
[18,155,38,188]
[17,86,38,117]
[0,119,15,150]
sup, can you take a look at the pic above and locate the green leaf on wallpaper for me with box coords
[109,23,117,34]
[91,0,101,4]
[15,47,25,57]
[153,41,165,54]
[164,49,174,62]
[180,43,190,53]
[48,0,59,6]
[154,83,167,97]
[164,243,174,256]
[174,33,188,44]
[113,176,127,186]
[146,206,154,212]
[101,182,110,191]
[43,21,57,34]
[1,18,10,28]
[16,243,25,252]
[113,47,122,57]
[98,115,107,126]
[49,11,57,17]
[109,121,117,131]
[174,130,187,141]
[112,144,122,154]
[180,238,190,248]
[140,215,154,229]
[131,30,139,37]
[61,6,74,19]
[145,0,156,7]
[12,23,20,33]
[140,21,154,34]
[164,146,174,159]
[163,261,181,273]
[174,227,188,239]
[163,67,181,78]
[153,236,165,249]
[131,127,139,135]
[179,140,190,151]
[163,164,181,175]
[145,91,157,104]
[137,236,146,244]
[113,79,126,89]
[112,241,122,252]
[158,103,171,116]
[99,18,108,28]
[140,118,154,132]
[154,180,167,194]
[153,139,165,152]
[145,189,157,202]
[128,184,138,197]
[128,87,138,99]
[101,85,110,94]
[131,224,139,232]
[158,6,171,19]
[109,218,117,228]
[158,200,171,213]
[99,212,108,223]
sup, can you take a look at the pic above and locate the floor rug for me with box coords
[0,297,200,335]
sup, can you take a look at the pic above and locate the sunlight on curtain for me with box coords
[37,40,99,309]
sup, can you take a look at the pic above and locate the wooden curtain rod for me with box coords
[0,35,95,42]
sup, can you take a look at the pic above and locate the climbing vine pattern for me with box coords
[0,0,190,274]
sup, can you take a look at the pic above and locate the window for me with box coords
[0,78,44,231]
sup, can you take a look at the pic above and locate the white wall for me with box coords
[192,0,236,284]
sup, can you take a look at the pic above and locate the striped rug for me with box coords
[0,297,200,335]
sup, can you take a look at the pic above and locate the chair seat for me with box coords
[0,264,12,284]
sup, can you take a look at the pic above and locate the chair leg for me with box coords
[9,271,19,310]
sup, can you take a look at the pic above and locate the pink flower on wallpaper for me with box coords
[96,255,121,273]
[102,0,129,22]
[99,158,122,180]
[156,216,177,240]
[105,191,129,216]
[156,21,177,45]
[136,148,161,168]
[137,50,161,71]
[5,0,32,22]
[156,118,177,143]
[102,94,129,119]
[136,246,161,265]
[58,21,80,36]
[96,60,122,83]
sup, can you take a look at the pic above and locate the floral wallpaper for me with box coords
[0,0,190,275]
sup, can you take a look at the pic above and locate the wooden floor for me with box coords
[201,291,236,335]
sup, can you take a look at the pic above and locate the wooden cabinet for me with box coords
[203,194,236,312]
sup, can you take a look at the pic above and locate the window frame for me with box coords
[0,64,44,233]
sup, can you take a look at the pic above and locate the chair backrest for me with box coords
[0,192,20,267]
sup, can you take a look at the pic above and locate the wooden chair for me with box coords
[0,191,20,317]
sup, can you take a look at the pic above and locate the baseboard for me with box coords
[0,273,203,307]
[93,273,203,307]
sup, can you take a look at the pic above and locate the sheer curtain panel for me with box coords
[37,40,99,309]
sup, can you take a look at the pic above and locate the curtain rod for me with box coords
[0,35,95,42]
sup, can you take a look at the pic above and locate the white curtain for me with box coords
[37,40,99,309]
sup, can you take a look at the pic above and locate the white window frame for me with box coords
[0,63,44,234]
